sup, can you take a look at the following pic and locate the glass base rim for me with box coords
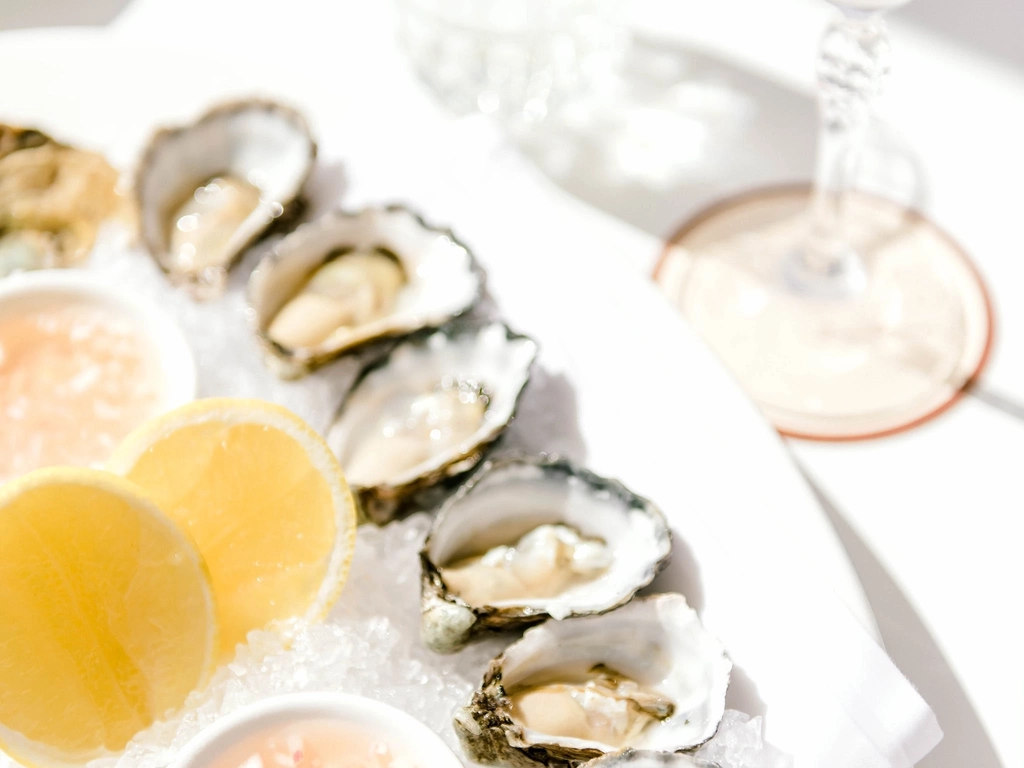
[654,182,995,442]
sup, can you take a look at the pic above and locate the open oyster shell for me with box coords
[455,594,731,768]
[420,455,672,653]
[0,125,123,276]
[326,321,537,524]
[248,206,484,379]
[135,99,315,296]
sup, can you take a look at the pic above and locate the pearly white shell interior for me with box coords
[428,460,670,619]
[327,323,536,489]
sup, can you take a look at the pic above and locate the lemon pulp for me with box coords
[110,399,356,660]
[0,468,214,767]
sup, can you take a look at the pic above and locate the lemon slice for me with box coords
[107,398,357,660]
[0,467,215,768]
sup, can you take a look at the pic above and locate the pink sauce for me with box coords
[0,300,163,481]
[207,718,417,768]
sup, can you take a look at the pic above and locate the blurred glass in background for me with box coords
[395,0,629,122]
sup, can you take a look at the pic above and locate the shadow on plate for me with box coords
[511,33,926,245]
[800,469,1005,768]
[649,529,705,614]
[724,665,767,721]
[500,364,587,464]
[303,158,350,220]
[648,530,765,717]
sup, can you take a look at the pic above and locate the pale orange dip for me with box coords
[208,718,417,768]
[0,300,163,480]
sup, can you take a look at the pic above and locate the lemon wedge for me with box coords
[0,467,215,768]
[107,398,357,660]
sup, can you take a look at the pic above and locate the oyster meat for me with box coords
[166,176,262,273]
[420,456,671,652]
[265,250,405,350]
[135,100,315,295]
[0,126,123,276]
[249,207,483,378]
[440,523,613,606]
[455,594,730,767]
[326,321,536,525]
[508,665,676,750]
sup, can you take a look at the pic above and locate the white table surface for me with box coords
[5,0,1024,766]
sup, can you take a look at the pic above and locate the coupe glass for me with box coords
[655,0,992,440]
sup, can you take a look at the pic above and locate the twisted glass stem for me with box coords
[802,12,891,282]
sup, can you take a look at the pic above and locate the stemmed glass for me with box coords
[655,0,992,440]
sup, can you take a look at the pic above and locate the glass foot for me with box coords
[655,185,993,440]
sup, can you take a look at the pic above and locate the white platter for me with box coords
[0,27,924,767]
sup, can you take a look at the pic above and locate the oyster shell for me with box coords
[248,206,484,378]
[135,99,315,295]
[327,321,537,524]
[455,594,730,767]
[420,456,672,652]
[0,125,123,276]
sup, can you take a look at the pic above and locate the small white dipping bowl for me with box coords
[0,269,196,414]
[169,693,464,768]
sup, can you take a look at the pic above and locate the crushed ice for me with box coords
[694,711,792,768]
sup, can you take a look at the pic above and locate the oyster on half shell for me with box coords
[248,206,483,378]
[0,125,123,276]
[455,594,730,767]
[326,321,537,524]
[135,99,316,296]
[420,456,672,653]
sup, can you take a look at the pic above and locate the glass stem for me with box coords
[803,11,891,280]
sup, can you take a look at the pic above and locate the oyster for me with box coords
[455,594,731,767]
[248,206,484,378]
[420,456,672,652]
[326,321,537,524]
[0,125,123,276]
[135,99,315,295]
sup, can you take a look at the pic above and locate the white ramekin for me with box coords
[168,693,465,768]
[0,269,196,412]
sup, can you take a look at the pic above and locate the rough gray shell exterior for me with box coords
[454,653,605,768]
[329,321,536,525]
[420,455,672,653]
